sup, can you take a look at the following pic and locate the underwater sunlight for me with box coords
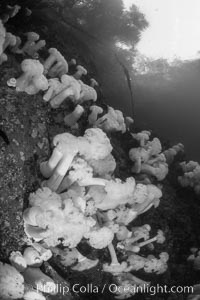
[123,0,200,62]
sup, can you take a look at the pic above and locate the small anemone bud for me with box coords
[90,78,99,87]
[73,65,87,79]
[9,251,27,272]
[23,247,43,267]
[7,78,16,87]
[125,116,134,130]
[69,58,76,66]
[116,226,132,241]
[64,105,84,127]
[88,105,103,125]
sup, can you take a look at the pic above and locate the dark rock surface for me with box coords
[0,57,50,260]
